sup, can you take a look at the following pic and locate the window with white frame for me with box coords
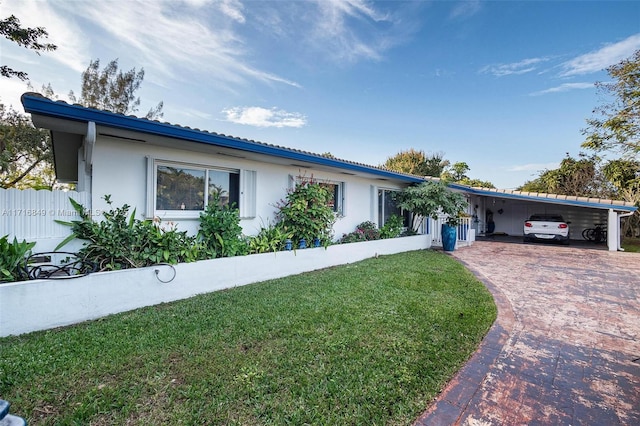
[149,159,255,218]
[290,176,345,215]
[319,182,345,215]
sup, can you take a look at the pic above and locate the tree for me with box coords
[68,58,163,120]
[582,49,640,158]
[518,154,607,197]
[396,180,468,231]
[441,161,495,188]
[382,149,448,177]
[1,14,57,80]
[0,103,53,189]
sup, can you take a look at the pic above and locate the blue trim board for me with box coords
[21,93,638,213]
[21,93,423,184]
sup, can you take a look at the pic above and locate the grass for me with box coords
[0,250,496,425]
[622,237,640,253]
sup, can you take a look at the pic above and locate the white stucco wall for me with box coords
[90,137,403,240]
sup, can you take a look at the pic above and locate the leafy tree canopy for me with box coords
[516,153,629,199]
[441,161,495,188]
[582,49,640,158]
[1,14,57,81]
[0,102,53,189]
[68,58,163,120]
[396,180,468,229]
[382,148,449,177]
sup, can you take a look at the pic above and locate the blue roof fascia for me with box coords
[21,93,423,184]
[449,183,638,212]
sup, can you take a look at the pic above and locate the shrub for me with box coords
[57,195,202,271]
[275,177,336,247]
[248,221,293,254]
[0,235,35,282]
[339,220,383,244]
[380,214,403,239]
[198,193,248,258]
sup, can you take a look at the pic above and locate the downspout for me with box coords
[616,210,635,251]
[83,121,96,173]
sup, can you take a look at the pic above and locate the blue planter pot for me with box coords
[313,237,321,247]
[285,239,292,251]
[441,224,457,252]
[298,239,307,249]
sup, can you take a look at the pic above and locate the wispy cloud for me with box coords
[507,162,559,172]
[450,0,482,20]
[480,57,551,77]
[530,82,594,96]
[308,0,398,63]
[43,0,300,90]
[560,33,640,76]
[222,106,307,128]
[3,0,88,73]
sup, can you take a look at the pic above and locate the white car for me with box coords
[523,214,570,245]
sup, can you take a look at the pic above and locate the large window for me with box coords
[378,188,411,228]
[378,189,401,228]
[154,162,240,216]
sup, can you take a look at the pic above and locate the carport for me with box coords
[449,184,638,251]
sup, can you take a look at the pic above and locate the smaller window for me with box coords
[319,182,344,215]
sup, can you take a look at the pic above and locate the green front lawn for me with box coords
[0,250,496,425]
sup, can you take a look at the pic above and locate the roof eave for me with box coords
[21,93,423,184]
[449,183,638,212]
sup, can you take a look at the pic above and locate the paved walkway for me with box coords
[415,241,640,425]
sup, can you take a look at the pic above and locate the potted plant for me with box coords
[396,180,468,251]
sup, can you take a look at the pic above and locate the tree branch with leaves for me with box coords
[1,14,57,81]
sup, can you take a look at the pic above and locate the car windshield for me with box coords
[529,215,565,222]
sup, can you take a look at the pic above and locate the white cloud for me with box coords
[218,0,246,24]
[507,162,559,172]
[308,0,401,63]
[450,0,482,20]
[560,33,640,76]
[480,57,550,77]
[222,106,307,128]
[530,82,594,96]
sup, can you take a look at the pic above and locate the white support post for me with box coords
[607,209,618,252]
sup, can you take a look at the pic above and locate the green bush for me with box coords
[380,214,403,239]
[339,215,405,244]
[57,195,202,271]
[275,178,336,247]
[248,221,293,254]
[198,193,248,258]
[0,235,35,282]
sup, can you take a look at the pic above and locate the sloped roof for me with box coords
[20,92,637,213]
[449,182,637,212]
[20,92,423,184]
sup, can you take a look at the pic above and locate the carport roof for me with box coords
[449,183,637,212]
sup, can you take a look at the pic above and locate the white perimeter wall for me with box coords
[0,235,431,337]
[91,138,403,239]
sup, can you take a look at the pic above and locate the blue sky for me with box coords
[2,0,640,189]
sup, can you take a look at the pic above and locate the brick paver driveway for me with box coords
[417,241,640,425]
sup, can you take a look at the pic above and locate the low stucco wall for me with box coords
[0,234,431,337]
